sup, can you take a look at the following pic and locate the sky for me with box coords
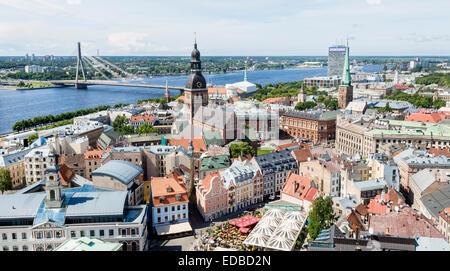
[0,0,449,56]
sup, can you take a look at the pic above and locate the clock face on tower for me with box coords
[196,82,203,88]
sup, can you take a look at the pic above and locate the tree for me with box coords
[295,101,317,111]
[0,169,12,194]
[136,123,158,134]
[230,142,255,158]
[28,133,39,144]
[307,196,337,240]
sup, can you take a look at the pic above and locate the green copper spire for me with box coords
[342,43,351,86]
[244,60,248,82]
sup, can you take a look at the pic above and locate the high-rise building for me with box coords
[338,44,353,109]
[328,45,347,77]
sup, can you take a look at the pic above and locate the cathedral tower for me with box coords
[184,36,208,120]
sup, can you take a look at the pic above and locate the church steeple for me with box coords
[44,166,65,209]
[244,60,248,82]
[342,41,351,87]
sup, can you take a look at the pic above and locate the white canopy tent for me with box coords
[243,209,307,251]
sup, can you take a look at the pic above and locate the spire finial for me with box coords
[194,32,197,48]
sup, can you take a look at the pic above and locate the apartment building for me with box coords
[25,146,56,186]
[252,150,299,198]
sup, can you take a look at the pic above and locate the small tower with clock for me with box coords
[184,34,208,121]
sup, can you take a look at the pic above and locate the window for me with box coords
[100,230,104,237]
[46,245,52,251]
[71,231,76,238]
[109,229,114,236]
[3,246,9,251]
[131,242,137,251]
[12,233,17,240]
[36,246,43,252]
[46,232,51,239]
[36,232,42,239]
[157,208,161,214]
[22,233,27,240]
[2,233,6,241]
[22,246,28,251]
[80,231,85,237]
[131,229,136,235]
[13,246,18,251]
[121,229,126,236]
[56,232,61,239]
[90,230,95,237]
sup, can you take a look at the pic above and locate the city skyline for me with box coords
[0,0,449,57]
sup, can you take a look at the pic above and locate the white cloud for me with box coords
[107,32,170,54]
[67,0,81,5]
[366,0,381,5]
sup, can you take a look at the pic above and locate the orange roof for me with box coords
[151,176,188,207]
[130,113,155,123]
[197,173,221,195]
[263,97,289,104]
[428,148,450,158]
[282,172,320,203]
[276,142,300,151]
[84,149,105,160]
[292,149,314,162]
[169,137,207,153]
[367,197,388,215]
[208,88,227,95]
[405,111,447,123]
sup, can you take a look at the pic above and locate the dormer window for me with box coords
[176,194,181,201]
[167,186,174,193]
[159,197,165,204]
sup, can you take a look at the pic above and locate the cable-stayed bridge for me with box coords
[51,42,186,92]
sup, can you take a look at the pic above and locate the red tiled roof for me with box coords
[208,88,227,95]
[130,113,155,123]
[263,97,289,104]
[276,142,300,151]
[292,149,313,162]
[84,149,105,160]
[396,84,409,90]
[169,137,207,153]
[198,173,221,195]
[369,207,444,238]
[282,172,320,203]
[151,176,188,207]
[428,148,450,158]
[405,111,447,123]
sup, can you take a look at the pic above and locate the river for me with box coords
[0,65,385,134]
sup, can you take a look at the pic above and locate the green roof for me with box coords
[319,111,340,121]
[368,123,450,137]
[199,155,230,172]
[203,130,224,146]
[53,237,122,251]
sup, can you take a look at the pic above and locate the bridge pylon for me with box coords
[75,41,87,89]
